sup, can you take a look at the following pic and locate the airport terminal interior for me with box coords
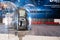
[0,0,60,40]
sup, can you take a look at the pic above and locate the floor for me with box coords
[0,24,19,40]
[28,24,60,37]
[22,35,60,40]
[19,24,60,40]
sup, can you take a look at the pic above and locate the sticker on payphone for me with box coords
[19,9,26,17]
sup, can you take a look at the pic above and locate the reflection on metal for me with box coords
[0,1,18,36]
[24,4,35,12]
[1,1,17,9]
[0,1,17,26]
[0,2,7,10]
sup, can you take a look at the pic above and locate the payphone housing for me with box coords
[18,8,28,30]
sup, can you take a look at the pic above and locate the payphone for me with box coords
[18,8,28,30]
